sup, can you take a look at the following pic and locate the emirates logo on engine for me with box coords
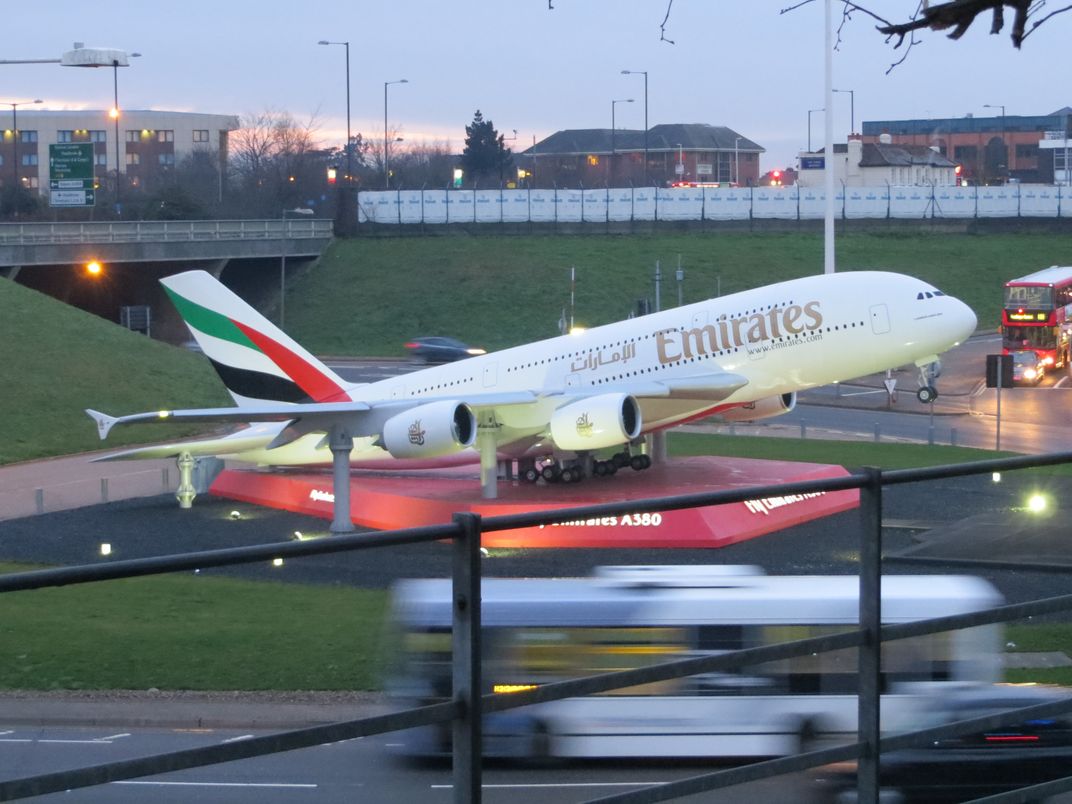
[575,412,594,438]
[408,419,426,446]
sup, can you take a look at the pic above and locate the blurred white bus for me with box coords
[388,566,1003,759]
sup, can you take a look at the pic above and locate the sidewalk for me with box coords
[0,452,177,522]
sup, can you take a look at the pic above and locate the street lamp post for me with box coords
[108,52,140,217]
[318,41,351,185]
[833,88,855,134]
[621,69,648,184]
[984,103,1007,181]
[384,79,408,189]
[611,98,633,186]
[4,99,42,215]
[808,108,824,153]
[279,208,314,327]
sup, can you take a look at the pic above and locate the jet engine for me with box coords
[713,392,796,423]
[549,394,642,451]
[381,400,476,459]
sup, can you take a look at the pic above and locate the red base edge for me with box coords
[210,456,858,548]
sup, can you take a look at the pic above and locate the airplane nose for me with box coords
[949,296,978,342]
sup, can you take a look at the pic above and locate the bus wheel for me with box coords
[797,719,820,754]
[529,720,553,761]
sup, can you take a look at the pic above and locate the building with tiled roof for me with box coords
[518,123,763,188]
[797,135,958,187]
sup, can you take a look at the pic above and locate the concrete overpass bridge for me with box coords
[0,219,334,276]
[0,219,335,341]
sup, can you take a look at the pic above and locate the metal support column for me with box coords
[478,416,498,500]
[175,451,196,509]
[452,512,482,804]
[857,466,883,803]
[328,424,355,533]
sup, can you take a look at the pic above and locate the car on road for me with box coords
[1011,350,1046,385]
[403,336,486,363]
[819,684,1072,803]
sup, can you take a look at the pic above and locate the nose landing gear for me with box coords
[916,360,941,404]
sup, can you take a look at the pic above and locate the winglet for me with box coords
[85,409,119,440]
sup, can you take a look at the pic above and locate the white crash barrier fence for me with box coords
[358,184,1072,224]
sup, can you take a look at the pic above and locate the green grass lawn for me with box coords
[0,564,389,691]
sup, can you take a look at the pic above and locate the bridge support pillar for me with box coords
[2,266,20,281]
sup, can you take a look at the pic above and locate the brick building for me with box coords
[861,109,1072,185]
[0,109,238,196]
[518,123,763,188]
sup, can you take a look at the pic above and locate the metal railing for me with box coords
[0,219,333,246]
[3,451,1072,803]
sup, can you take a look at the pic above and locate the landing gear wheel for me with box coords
[540,465,561,483]
[630,455,651,471]
[613,452,631,469]
[562,466,583,483]
[916,385,938,404]
[521,467,540,484]
[592,461,607,477]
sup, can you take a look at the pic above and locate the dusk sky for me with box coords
[4,1,1067,171]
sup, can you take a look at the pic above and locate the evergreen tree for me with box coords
[461,110,512,186]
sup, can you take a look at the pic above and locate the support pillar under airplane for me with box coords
[328,424,355,533]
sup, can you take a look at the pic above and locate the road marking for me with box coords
[116,780,318,789]
[431,781,665,789]
[97,732,131,741]
[222,734,254,743]
[38,739,115,744]
[0,739,33,743]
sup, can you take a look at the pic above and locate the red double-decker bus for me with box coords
[1001,266,1072,368]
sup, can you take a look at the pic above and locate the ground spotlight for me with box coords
[229,510,242,520]
[1026,493,1048,514]
[992,472,1002,483]
[99,542,112,556]
[272,557,284,567]
[480,547,489,557]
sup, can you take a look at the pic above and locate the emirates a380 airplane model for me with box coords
[88,269,975,514]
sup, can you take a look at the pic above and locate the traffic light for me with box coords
[771,169,782,187]
[327,167,337,185]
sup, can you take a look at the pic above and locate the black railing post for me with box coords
[451,512,482,804]
[857,466,883,804]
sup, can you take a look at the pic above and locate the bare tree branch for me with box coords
[660,0,676,44]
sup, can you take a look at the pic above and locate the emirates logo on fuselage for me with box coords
[408,419,426,446]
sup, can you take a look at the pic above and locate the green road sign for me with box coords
[48,143,96,207]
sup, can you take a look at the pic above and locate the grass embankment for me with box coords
[0,279,229,465]
[4,435,1070,691]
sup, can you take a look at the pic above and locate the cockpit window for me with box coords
[916,290,945,300]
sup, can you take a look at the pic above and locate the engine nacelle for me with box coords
[381,400,476,459]
[549,393,642,451]
[713,392,796,423]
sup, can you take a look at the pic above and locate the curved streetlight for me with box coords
[318,41,351,185]
[832,88,855,134]
[621,69,648,184]
[808,107,824,153]
[384,79,408,188]
[3,98,42,213]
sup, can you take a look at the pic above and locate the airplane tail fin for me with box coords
[161,270,351,406]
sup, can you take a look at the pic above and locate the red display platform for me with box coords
[210,457,858,548]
